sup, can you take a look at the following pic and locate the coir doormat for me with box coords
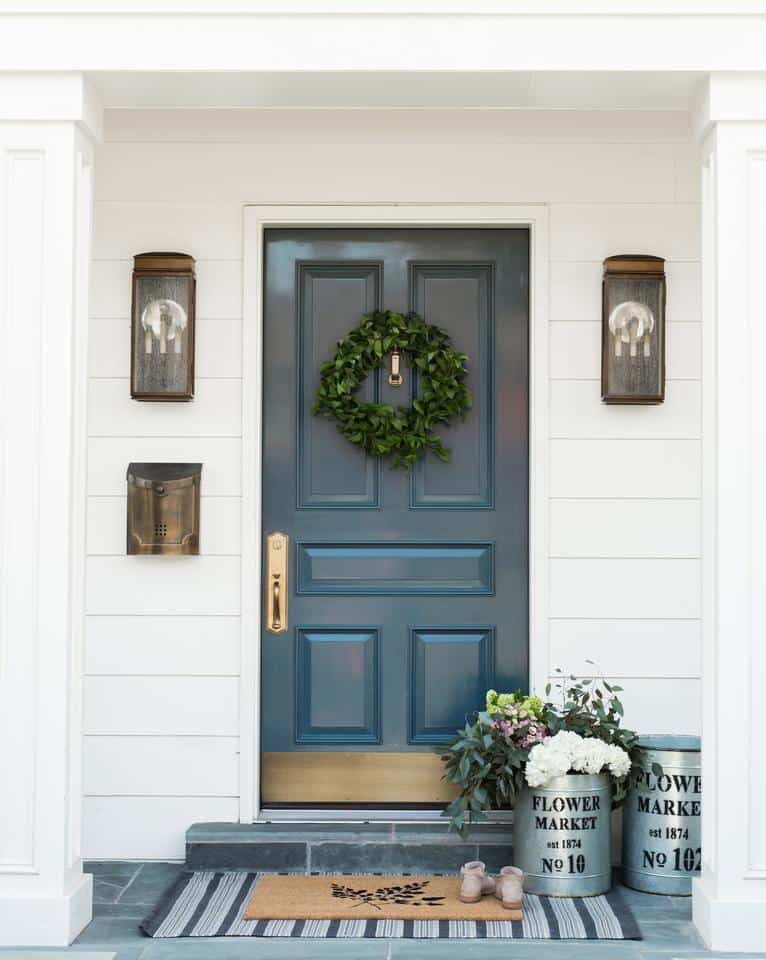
[244,874,523,921]
[140,870,642,940]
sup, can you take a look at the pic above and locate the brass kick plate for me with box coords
[261,752,459,804]
[266,532,288,633]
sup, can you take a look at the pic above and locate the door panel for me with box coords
[261,228,529,804]
[295,628,380,744]
[410,262,494,509]
[295,541,494,595]
[409,627,495,744]
[297,263,381,509]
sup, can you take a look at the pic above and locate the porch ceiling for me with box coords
[91,70,704,111]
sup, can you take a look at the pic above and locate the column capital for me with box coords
[0,72,102,141]
[693,71,766,143]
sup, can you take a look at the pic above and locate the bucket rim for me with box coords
[523,772,612,791]
[637,734,700,752]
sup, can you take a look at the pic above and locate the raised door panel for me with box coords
[409,628,495,743]
[297,263,381,508]
[410,263,494,509]
[295,628,380,744]
[296,541,494,595]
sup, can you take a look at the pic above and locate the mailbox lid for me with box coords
[127,462,202,491]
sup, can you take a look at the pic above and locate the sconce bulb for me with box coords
[608,300,655,359]
[141,298,188,356]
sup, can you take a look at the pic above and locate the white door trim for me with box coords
[241,203,550,823]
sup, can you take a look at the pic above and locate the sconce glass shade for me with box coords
[131,252,196,401]
[602,255,665,404]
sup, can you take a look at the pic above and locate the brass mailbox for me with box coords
[126,463,201,555]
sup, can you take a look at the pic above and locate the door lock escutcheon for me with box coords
[266,532,289,633]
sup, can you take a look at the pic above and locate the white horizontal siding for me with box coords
[550,439,701,499]
[82,796,238,861]
[85,179,245,860]
[86,557,240,616]
[93,201,244,260]
[84,676,240,736]
[87,378,242,438]
[550,202,700,261]
[83,110,703,858]
[95,141,682,205]
[550,499,700,558]
[550,380,701,440]
[549,619,701,678]
[83,736,239,796]
[674,143,700,203]
[85,615,240,676]
[550,558,701,620]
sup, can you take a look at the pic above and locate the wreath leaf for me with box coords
[312,309,471,469]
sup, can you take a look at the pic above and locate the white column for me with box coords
[0,73,99,946]
[693,73,766,953]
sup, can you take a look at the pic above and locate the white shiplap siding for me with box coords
[84,109,701,859]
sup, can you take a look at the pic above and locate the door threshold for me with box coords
[258,807,448,823]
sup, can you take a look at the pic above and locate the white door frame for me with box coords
[241,203,550,823]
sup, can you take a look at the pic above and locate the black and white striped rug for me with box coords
[140,871,641,940]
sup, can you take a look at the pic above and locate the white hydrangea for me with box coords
[525,739,571,787]
[572,736,611,775]
[605,743,632,779]
[524,731,631,788]
[548,730,583,755]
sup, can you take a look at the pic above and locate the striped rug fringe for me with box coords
[140,871,642,940]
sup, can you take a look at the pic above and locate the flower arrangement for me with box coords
[441,666,641,838]
[440,690,540,837]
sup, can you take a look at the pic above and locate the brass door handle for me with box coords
[266,532,288,634]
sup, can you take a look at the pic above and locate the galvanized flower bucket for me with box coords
[622,734,701,895]
[513,773,612,897]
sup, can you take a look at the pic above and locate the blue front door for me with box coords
[261,228,529,805]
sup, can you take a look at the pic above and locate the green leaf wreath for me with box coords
[312,309,472,469]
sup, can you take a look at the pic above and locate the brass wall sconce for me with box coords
[131,252,196,400]
[126,463,201,555]
[602,254,666,404]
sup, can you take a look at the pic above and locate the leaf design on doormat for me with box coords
[330,880,446,911]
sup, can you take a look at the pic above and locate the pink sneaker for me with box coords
[459,860,496,903]
[495,865,524,910]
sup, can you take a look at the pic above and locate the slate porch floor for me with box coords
[2,861,766,960]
